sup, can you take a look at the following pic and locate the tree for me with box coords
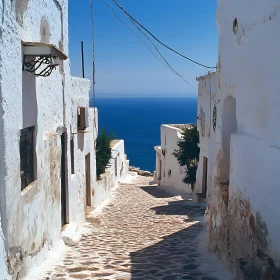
[173,125,200,191]
[96,129,113,179]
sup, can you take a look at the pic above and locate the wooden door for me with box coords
[61,132,68,227]
[202,156,208,195]
[85,153,91,210]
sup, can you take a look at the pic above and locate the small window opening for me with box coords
[20,126,35,190]
[77,107,89,130]
[233,18,238,35]
[71,138,75,174]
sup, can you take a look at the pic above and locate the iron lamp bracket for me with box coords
[22,55,60,77]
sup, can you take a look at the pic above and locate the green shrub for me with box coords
[96,129,113,179]
[173,125,200,191]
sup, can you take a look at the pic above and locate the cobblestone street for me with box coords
[41,176,230,280]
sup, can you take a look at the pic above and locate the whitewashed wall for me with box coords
[195,73,219,197]
[0,0,97,278]
[69,77,97,225]
[0,1,68,278]
[154,146,161,185]
[111,140,129,183]
[201,1,280,278]
[0,0,7,270]
[93,140,129,207]
[155,125,192,193]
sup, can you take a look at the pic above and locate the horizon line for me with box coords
[91,95,197,98]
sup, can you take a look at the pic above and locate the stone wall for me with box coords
[0,216,9,279]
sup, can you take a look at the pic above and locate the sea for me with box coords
[90,97,197,172]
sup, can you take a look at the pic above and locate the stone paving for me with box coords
[42,176,229,280]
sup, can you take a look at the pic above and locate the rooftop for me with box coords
[196,71,216,81]
[162,124,193,131]
[171,124,192,130]
[22,41,68,60]
[110,140,122,148]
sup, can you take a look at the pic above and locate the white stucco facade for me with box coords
[196,1,280,278]
[154,125,192,194]
[195,72,219,197]
[93,140,129,207]
[0,0,98,278]
[69,77,98,225]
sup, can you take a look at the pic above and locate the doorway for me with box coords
[61,132,68,227]
[85,153,91,211]
[202,156,208,195]
[159,159,162,180]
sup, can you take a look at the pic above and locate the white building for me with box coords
[0,0,127,278]
[195,1,280,278]
[94,140,129,206]
[195,72,220,198]
[154,125,192,194]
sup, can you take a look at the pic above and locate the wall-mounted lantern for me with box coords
[22,42,68,77]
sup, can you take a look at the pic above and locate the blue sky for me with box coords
[68,0,218,97]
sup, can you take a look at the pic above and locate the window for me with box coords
[71,138,75,174]
[77,107,89,130]
[20,126,35,190]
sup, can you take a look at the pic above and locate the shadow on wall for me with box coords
[78,133,84,152]
[219,96,237,181]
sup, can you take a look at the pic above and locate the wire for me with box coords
[113,1,195,89]
[100,0,165,64]
[90,0,96,107]
[112,0,216,69]
[182,76,197,80]
[103,0,196,88]
[100,0,196,89]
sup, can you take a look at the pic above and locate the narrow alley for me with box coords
[40,176,230,280]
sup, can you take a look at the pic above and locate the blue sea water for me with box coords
[90,97,197,172]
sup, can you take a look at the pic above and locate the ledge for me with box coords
[21,180,38,197]
[78,128,91,134]
[110,139,122,148]
[71,128,91,134]
[220,180,229,187]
